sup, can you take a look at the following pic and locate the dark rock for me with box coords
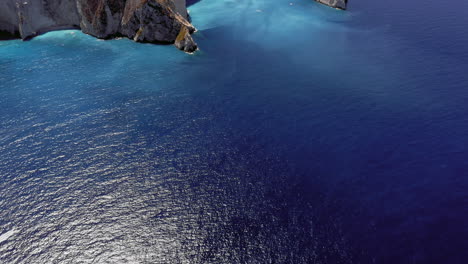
[121,0,193,43]
[76,0,125,39]
[0,30,19,40]
[315,0,348,10]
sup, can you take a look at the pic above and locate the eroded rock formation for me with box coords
[315,0,348,10]
[0,0,197,52]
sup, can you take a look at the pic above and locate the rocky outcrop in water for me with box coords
[0,0,197,52]
[315,0,348,10]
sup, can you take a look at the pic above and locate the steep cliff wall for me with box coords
[0,0,20,39]
[0,0,196,52]
[120,0,194,43]
[16,0,81,39]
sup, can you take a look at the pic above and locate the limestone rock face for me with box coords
[0,0,20,38]
[76,0,125,38]
[121,0,194,43]
[175,25,197,52]
[315,0,348,10]
[0,0,81,39]
[0,0,197,51]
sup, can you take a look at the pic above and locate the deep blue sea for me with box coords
[1,0,467,263]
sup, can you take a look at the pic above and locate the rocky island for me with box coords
[315,0,348,10]
[0,0,197,52]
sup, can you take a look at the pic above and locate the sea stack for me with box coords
[315,0,348,10]
[0,0,197,52]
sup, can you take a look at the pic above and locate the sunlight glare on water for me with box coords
[1,0,468,263]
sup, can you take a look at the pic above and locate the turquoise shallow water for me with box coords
[1,0,468,263]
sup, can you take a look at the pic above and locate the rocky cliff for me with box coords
[315,0,348,10]
[0,0,197,52]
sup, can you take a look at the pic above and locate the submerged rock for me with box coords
[315,0,348,10]
[0,0,197,51]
